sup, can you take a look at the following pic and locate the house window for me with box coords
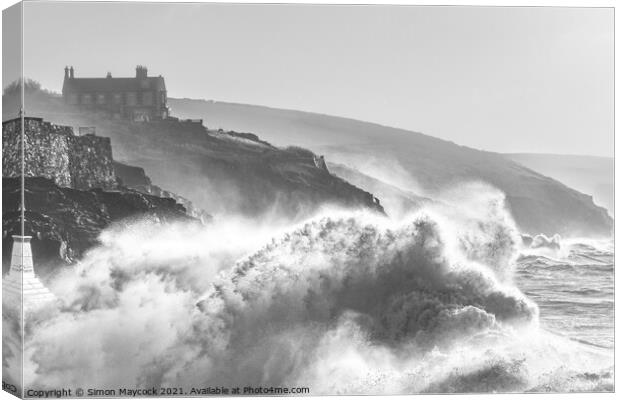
[113,93,123,104]
[126,92,137,106]
[96,93,106,105]
[142,91,153,106]
[81,94,92,105]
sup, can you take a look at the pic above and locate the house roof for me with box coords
[62,76,166,93]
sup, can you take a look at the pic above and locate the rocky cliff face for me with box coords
[2,177,198,275]
[113,161,152,188]
[114,161,212,224]
[9,89,385,221]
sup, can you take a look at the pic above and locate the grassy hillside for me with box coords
[505,153,613,217]
[167,98,612,237]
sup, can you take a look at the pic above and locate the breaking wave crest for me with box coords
[15,187,613,393]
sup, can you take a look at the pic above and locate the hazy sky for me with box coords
[11,2,614,156]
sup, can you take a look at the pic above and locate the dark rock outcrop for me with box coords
[113,161,152,189]
[2,177,197,275]
[113,161,212,223]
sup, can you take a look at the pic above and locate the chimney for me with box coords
[106,72,112,78]
[136,65,148,79]
[69,66,74,79]
[64,66,69,79]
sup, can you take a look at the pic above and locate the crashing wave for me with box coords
[521,233,562,250]
[10,187,612,393]
[197,212,536,347]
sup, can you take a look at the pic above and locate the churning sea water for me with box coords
[7,191,615,394]
[514,238,614,392]
[516,239,614,350]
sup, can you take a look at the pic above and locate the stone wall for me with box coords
[22,118,73,187]
[2,119,22,179]
[2,117,116,190]
[69,134,116,190]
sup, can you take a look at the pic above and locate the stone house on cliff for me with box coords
[62,65,169,122]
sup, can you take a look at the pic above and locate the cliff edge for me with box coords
[2,177,197,275]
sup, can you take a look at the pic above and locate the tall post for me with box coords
[19,107,24,238]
